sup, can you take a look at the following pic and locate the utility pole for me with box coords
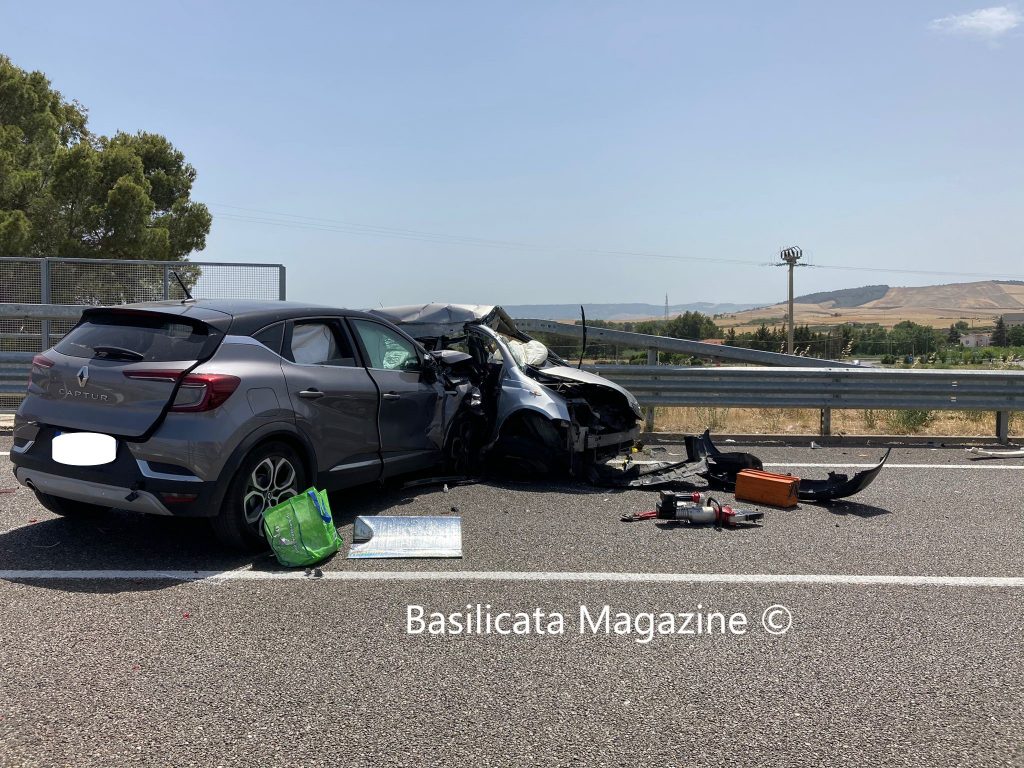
[664,293,668,322]
[774,246,804,354]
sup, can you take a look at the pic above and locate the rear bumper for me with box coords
[14,467,176,516]
[10,431,221,518]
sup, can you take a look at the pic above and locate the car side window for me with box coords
[350,319,419,371]
[287,321,356,367]
[252,323,285,355]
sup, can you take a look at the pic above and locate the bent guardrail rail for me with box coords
[515,318,862,368]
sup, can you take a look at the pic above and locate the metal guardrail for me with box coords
[0,352,33,394]
[588,365,1023,441]
[515,318,861,368]
[0,352,34,413]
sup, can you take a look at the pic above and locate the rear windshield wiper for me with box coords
[91,345,145,361]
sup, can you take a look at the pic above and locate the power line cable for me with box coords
[212,209,768,267]
[209,203,1024,281]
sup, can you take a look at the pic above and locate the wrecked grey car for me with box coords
[368,304,643,474]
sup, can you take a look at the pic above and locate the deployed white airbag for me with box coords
[291,323,338,365]
[505,338,549,368]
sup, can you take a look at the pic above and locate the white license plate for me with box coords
[52,432,117,466]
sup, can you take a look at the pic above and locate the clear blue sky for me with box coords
[3,1,1022,307]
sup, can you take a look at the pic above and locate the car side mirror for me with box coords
[419,354,440,383]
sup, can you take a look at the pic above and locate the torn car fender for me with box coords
[497,375,571,427]
[485,331,572,430]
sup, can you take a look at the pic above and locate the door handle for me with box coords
[382,392,401,400]
[298,389,324,399]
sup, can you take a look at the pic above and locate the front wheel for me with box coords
[487,415,567,477]
[211,441,307,550]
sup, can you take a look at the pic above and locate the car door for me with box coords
[280,317,382,488]
[347,317,445,477]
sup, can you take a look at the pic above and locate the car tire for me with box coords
[212,441,307,551]
[33,491,109,517]
[489,415,566,477]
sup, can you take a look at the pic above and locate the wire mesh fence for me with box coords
[0,257,285,305]
[0,257,286,354]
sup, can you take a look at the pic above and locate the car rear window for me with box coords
[55,313,213,362]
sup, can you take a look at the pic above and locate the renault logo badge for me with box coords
[77,366,89,388]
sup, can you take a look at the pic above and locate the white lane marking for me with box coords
[764,462,1024,469]
[0,452,8,456]
[0,570,1020,587]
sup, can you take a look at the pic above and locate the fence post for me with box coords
[996,410,1010,444]
[40,258,51,351]
[643,347,658,431]
[162,263,170,299]
[820,408,832,437]
[278,265,287,300]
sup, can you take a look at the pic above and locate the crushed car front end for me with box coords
[368,304,643,474]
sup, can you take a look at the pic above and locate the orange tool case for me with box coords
[734,469,800,508]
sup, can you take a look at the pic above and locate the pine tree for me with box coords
[992,316,1009,347]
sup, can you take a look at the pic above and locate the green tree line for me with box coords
[569,313,1024,362]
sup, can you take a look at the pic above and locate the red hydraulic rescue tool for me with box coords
[621,491,764,527]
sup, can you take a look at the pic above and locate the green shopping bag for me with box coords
[262,487,342,567]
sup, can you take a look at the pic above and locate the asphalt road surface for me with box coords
[1,437,1021,767]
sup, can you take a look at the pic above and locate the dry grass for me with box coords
[718,304,1009,332]
[650,407,1018,437]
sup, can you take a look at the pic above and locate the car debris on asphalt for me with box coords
[589,430,890,502]
[967,447,1024,458]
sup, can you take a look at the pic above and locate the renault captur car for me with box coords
[11,300,641,549]
[11,300,458,549]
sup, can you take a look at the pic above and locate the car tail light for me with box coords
[169,373,240,412]
[31,354,54,371]
[123,369,239,412]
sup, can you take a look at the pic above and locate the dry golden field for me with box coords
[650,406,1019,438]
[716,280,1024,331]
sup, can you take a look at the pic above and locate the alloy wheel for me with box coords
[243,455,299,524]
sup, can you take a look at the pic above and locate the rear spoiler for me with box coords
[79,305,233,332]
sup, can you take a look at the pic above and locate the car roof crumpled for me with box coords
[368,303,527,341]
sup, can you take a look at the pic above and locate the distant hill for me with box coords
[505,302,761,322]
[719,280,1024,330]
[792,285,889,308]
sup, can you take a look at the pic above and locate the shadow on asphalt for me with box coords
[813,500,892,518]
[0,475,611,593]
